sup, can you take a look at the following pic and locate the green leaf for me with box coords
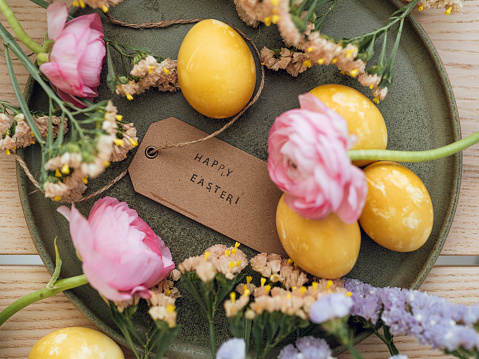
[109,305,142,359]
[106,44,119,93]
[180,276,208,316]
[379,19,404,88]
[28,0,49,10]
[252,315,265,359]
[4,45,44,147]
[153,323,180,359]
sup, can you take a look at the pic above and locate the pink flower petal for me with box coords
[42,6,105,103]
[268,94,368,223]
[46,2,68,41]
[61,197,175,301]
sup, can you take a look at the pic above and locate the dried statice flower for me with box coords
[236,0,433,101]
[250,253,309,289]
[0,113,12,134]
[216,338,246,359]
[73,0,123,12]
[234,0,260,27]
[104,101,138,163]
[281,264,309,290]
[236,0,276,27]
[414,0,462,13]
[113,293,141,313]
[309,293,353,324]
[279,336,334,359]
[168,269,182,282]
[224,293,250,317]
[80,134,115,178]
[205,243,248,280]
[196,260,217,283]
[147,276,181,328]
[43,172,87,202]
[180,243,249,281]
[40,101,131,201]
[115,80,142,99]
[0,112,66,154]
[178,255,203,274]
[180,243,249,356]
[115,56,180,99]
[149,302,177,328]
[149,275,182,303]
[250,252,282,277]
[235,280,256,296]
[111,122,138,162]
[261,47,312,77]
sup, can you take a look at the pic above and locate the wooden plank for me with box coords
[0,155,36,255]
[1,266,479,359]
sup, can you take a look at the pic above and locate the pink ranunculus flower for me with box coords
[58,197,175,301]
[40,3,106,108]
[267,93,368,224]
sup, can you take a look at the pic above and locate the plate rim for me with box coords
[17,0,462,354]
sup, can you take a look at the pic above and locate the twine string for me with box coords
[14,13,265,203]
[13,151,129,203]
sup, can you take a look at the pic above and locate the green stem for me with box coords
[347,0,420,42]
[348,131,479,162]
[346,341,365,359]
[244,317,252,354]
[373,327,399,355]
[4,45,44,146]
[382,325,399,355]
[0,274,88,326]
[0,0,43,53]
[209,320,216,358]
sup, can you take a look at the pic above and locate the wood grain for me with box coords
[1,266,479,359]
[0,1,479,359]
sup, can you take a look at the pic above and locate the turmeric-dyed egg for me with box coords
[177,19,256,119]
[28,327,124,359]
[359,161,433,252]
[310,84,387,167]
[276,195,361,279]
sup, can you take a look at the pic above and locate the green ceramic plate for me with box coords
[20,0,461,356]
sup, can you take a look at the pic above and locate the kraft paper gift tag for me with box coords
[129,117,286,256]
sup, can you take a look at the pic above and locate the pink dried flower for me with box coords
[267,94,367,223]
[58,197,175,301]
[40,3,105,108]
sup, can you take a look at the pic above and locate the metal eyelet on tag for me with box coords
[145,145,158,159]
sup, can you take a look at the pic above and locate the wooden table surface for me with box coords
[1,1,479,358]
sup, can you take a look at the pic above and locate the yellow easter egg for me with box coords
[28,327,125,359]
[276,195,361,279]
[310,84,388,167]
[177,19,256,119]
[359,161,434,252]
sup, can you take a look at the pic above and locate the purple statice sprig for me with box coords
[278,336,334,359]
[344,279,400,355]
[344,278,479,359]
[309,293,364,359]
[216,338,247,359]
